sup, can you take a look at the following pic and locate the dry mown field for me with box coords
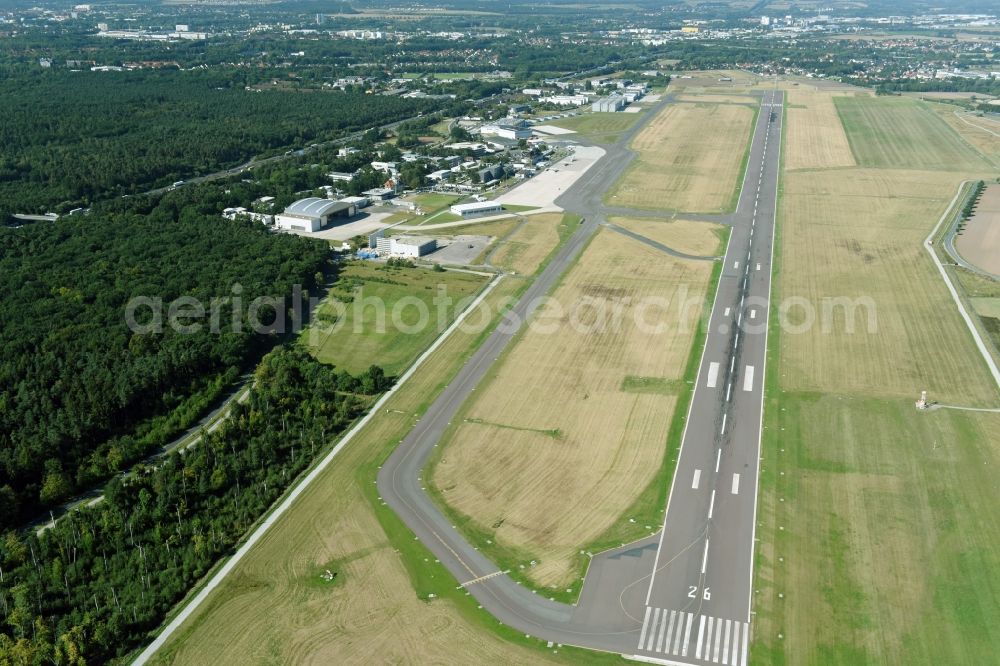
[489,213,570,275]
[430,226,719,587]
[753,89,1000,666]
[776,167,996,405]
[674,93,759,105]
[783,89,857,170]
[151,279,580,666]
[928,103,1000,167]
[835,95,992,171]
[610,216,725,257]
[608,101,754,213]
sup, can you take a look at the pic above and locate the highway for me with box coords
[377,88,785,664]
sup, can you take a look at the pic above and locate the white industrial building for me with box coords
[592,95,626,112]
[451,201,503,218]
[275,197,356,232]
[375,235,437,257]
[480,119,532,140]
[540,94,589,106]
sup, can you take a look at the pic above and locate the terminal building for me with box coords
[275,197,356,232]
[451,201,503,218]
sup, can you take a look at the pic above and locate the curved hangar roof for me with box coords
[283,197,348,218]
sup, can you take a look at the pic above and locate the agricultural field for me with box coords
[305,262,486,376]
[752,88,1000,665]
[488,212,577,275]
[150,278,605,666]
[834,95,992,171]
[956,184,1000,276]
[545,112,644,144]
[610,216,726,257]
[429,224,720,588]
[783,90,857,170]
[607,100,754,213]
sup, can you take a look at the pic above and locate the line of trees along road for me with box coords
[0,346,391,663]
[0,207,331,531]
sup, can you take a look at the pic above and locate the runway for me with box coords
[376,89,785,662]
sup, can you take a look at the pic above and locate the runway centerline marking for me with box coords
[715,448,722,473]
[732,473,741,495]
[743,365,755,392]
[720,413,727,435]
[701,539,710,574]
[692,469,702,490]
[708,490,716,519]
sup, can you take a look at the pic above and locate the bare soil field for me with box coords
[430,226,719,588]
[608,101,754,213]
[783,90,857,170]
[956,184,1000,275]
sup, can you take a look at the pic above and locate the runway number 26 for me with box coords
[688,586,711,601]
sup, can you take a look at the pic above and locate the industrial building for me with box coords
[592,95,626,112]
[375,235,437,258]
[451,201,503,218]
[340,196,369,209]
[275,197,356,232]
[480,119,532,141]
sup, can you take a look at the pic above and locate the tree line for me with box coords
[0,346,390,663]
[0,69,437,217]
[0,204,331,531]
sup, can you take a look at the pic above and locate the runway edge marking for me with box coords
[746,87,783,627]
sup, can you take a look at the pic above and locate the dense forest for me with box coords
[0,207,331,530]
[0,346,390,663]
[0,70,437,216]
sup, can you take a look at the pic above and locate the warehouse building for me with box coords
[591,95,626,112]
[480,118,532,141]
[451,201,503,218]
[275,197,356,232]
[375,235,437,257]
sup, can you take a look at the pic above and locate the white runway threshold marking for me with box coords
[743,365,755,392]
[707,362,720,388]
[732,473,741,495]
[636,606,750,666]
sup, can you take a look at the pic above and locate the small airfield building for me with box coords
[451,201,502,218]
[275,197,356,232]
